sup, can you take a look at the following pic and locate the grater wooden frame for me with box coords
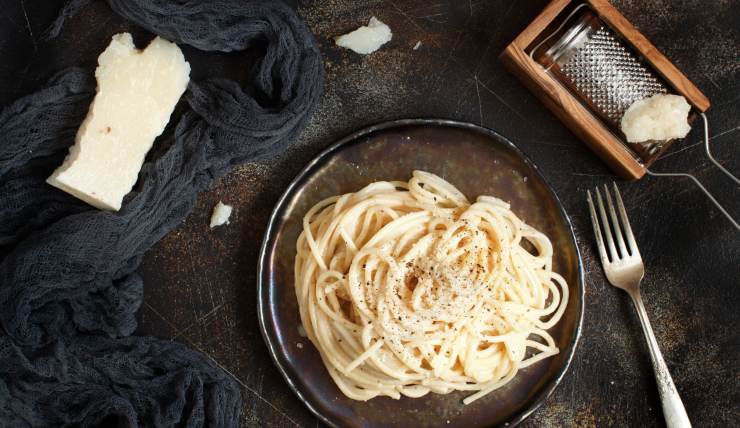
[500,0,710,179]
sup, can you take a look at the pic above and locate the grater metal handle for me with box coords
[647,112,740,231]
[699,113,740,186]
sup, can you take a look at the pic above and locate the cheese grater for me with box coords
[501,0,739,229]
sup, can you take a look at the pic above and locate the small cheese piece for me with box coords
[47,33,190,210]
[210,201,233,228]
[335,17,392,55]
[620,94,692,143]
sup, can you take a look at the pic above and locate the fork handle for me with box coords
[630,291,692,428]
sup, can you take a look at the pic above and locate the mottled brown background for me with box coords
[1,1,738,427]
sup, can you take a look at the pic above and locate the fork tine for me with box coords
[612,182,640,257]
[587,190,610,264]
[603,184,628,258]
[595,187,619,262]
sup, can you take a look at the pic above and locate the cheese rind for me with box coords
[47,33,190,210]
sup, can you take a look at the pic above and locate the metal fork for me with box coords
[587,184,691,428]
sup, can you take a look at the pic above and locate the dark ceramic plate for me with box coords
[258,119,584,428]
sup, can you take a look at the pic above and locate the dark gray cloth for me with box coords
[0,0,323,426]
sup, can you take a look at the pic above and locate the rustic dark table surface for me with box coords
[1,1,738,427]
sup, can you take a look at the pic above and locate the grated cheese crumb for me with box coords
[335,17,392,55]
[209,201,233,228]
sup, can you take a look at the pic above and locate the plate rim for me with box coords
[257,118,585,428]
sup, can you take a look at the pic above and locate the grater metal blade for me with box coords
[559,26,668,125]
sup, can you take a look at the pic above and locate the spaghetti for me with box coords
[294,171,568,403]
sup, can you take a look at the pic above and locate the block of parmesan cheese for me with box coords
[47,33,190,211]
